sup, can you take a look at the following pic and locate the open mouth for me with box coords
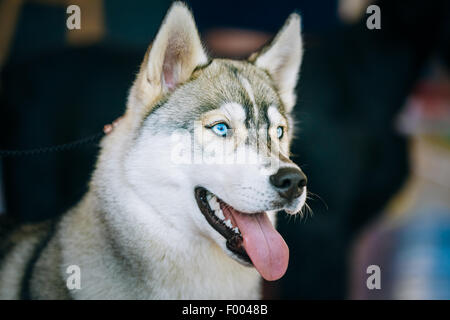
[195,187,251,264]
[194,187,289,281]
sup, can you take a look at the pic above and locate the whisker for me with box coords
[305,202,313,219]
[306,191,328,211]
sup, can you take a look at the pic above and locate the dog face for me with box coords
[122,2,305,281]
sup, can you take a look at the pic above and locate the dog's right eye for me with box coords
[210,122,229,137]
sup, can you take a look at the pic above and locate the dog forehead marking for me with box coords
[238,75,259,123]
[267,105,285,125]
[238,76,256,105]
[220,102,246,122]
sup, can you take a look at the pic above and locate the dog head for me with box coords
[117,2,306,281]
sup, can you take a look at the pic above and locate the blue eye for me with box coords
[277,126,284,139]
[211,123,229,137]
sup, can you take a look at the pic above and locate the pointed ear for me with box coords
[129,2,207,116]
[251,14,303,112]
[146,2,207,91]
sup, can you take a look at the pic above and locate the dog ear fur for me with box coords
[128,2,208,119]
[250,14,303,113]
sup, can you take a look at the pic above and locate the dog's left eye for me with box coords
[277,126,284,139]
[211,123,229,137]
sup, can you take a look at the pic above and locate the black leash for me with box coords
[0,131,105,157]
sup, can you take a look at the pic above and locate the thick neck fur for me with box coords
[62,119,261,299]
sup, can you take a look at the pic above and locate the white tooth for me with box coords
[224,219,233,228]
[233,227,240,234]
[215,209,225,220]
[212,201,220,211]
[208,196,216,207]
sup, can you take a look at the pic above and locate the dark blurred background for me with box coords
[0,0,449,299]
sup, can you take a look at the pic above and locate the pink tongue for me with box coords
[222,206,289,281]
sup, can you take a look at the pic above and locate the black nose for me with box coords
[270,167,307,201]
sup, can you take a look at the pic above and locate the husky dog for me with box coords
[0,2,307,299]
